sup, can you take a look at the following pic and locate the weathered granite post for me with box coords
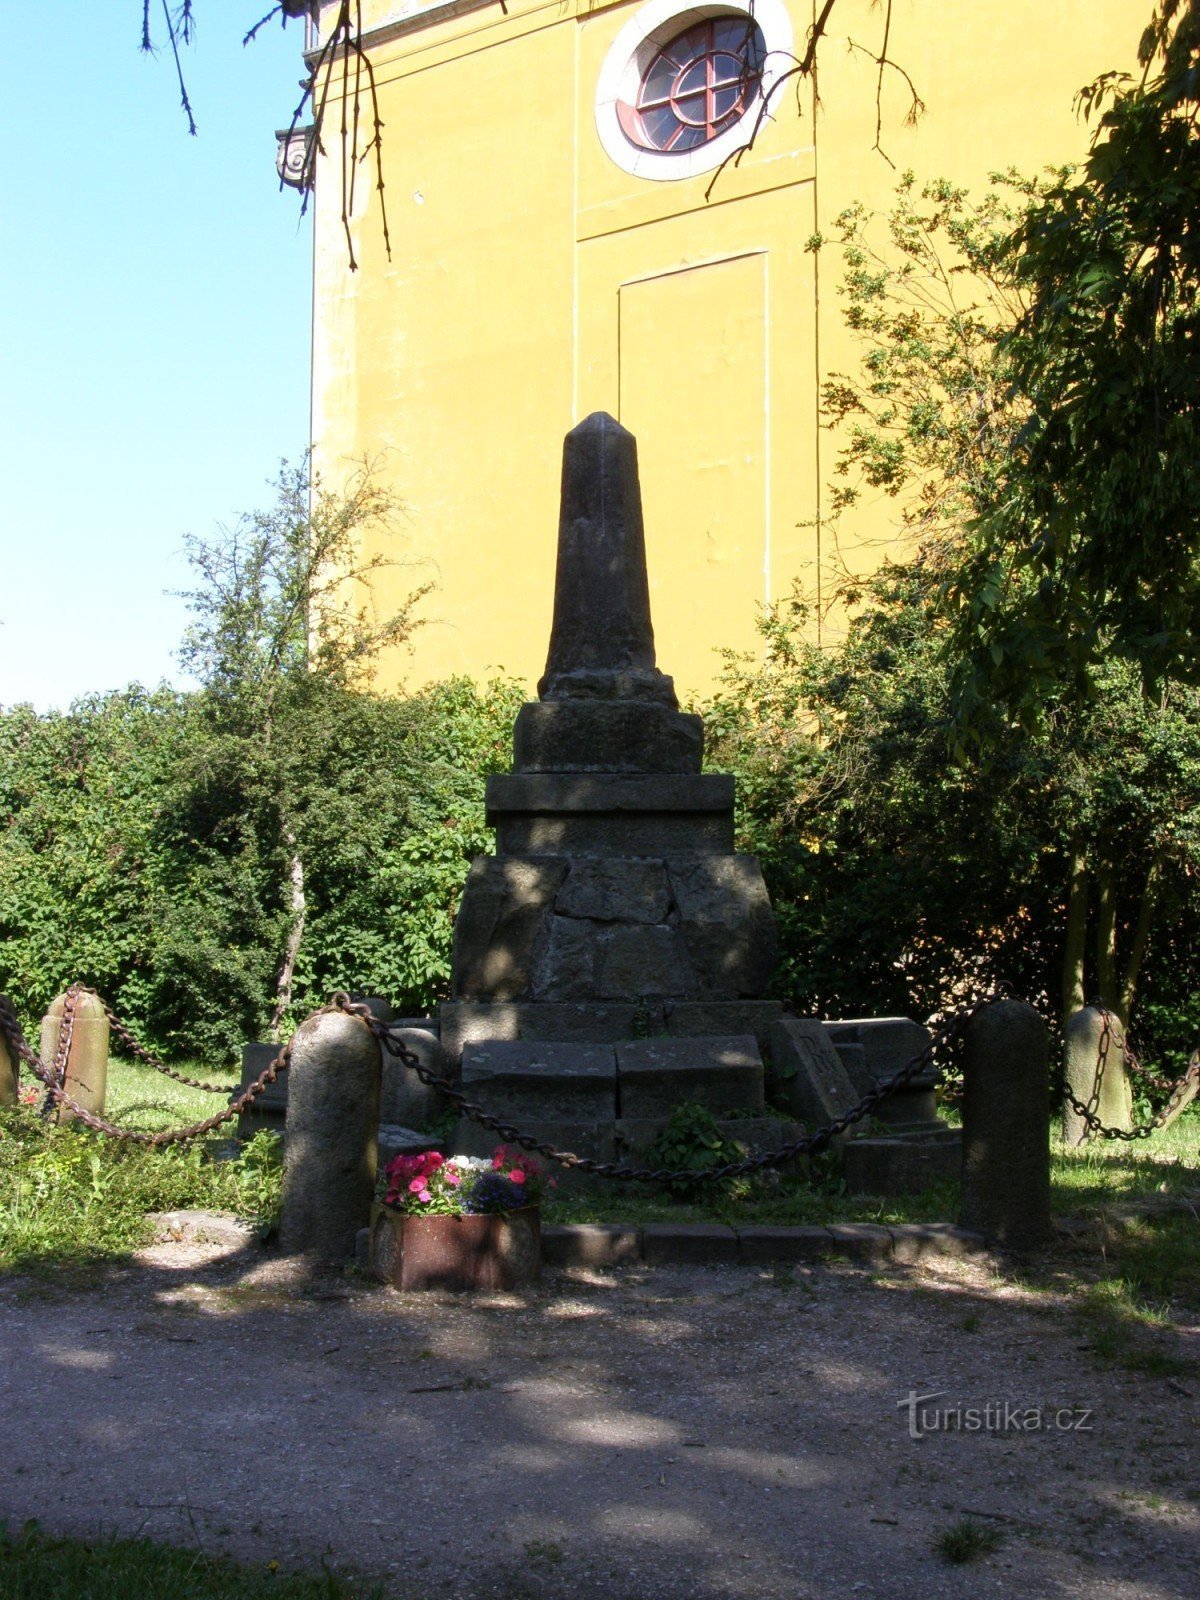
[1,1033,17,1107]
[280,1011,382,1265]
[39,991,109,1123]
[960,1000,1051,1248]
[1062,1005,1133,1144]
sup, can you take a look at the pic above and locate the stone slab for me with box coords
[513,700,703,775]
[770,1018,861,1132]
[640,1223,739,1265]
[377,1124,441,1168]
[666,857,779,996]
[439,1001,655,1062]
[616,1036,765,1117]
[555,858,671,924]
[615,1115,803,1157]
[737,1226,836,1263]
[450,1116,615,1166]
[495,811,733,857]
[541,1223,642,1267]
[487,772,734,818]
[461,1041,617,1119]
[450,855,567,1000]
[664,1000,783,1054]
[888,1223,986,1263]
[842,1133,961,1197]
[825,1017,936,1088]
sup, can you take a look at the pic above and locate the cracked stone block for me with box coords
[533,917,698,1001]
[555,858,671,924]
[451,856,567,1001]
[616,1035,764,1117]
[667,857,778,996]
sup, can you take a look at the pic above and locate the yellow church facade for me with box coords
[307,0,1143,701]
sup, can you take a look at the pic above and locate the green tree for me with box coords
[944,0,1200,734]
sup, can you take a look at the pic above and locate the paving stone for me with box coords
[825,1222,895,1260]
[555,858,671,924]
[666,856,778,996]
[541,1223,642,1267]
[616,1036,764,1117]
[888,1223,986,1263]
[640,1223,739,1264]
[461,1041,616,1119]
[737,1226,836,1263]
[450,855,567,1001]
[513,700,703,774]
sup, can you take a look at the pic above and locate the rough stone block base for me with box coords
[843,1129,961,1196]
[616,1036,765,1117]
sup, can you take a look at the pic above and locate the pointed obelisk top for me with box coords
[537,413,677,705]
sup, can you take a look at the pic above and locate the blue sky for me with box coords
[0,7,315,711]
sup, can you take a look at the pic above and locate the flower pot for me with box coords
[368,1202,541,1291]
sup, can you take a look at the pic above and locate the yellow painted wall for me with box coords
[309,0,1145,699]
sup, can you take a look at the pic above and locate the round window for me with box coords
[595,1,793,182]
[619,17,766,154]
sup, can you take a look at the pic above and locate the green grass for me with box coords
[0,1523,381,1599]
[934,1520,1003,1564]
[103,1055,242,1133]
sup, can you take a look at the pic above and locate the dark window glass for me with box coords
[628,16,765,154]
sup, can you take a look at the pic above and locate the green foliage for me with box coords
[645,1103,750,1199]
[0,1522,383,1599]
[935,1521,1003,1565]
[0,1111,282,1273]
[943,2,1200,733]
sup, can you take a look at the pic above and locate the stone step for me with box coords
[461,1040,616,1120]
[439,998,782,1062]
[616,1036,765,1117]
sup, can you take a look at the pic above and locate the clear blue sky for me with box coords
[0,7,315,711]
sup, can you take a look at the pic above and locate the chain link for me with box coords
[0,992,289,1147]
[334,990,1003,1185]
[95,996,232,1095]
[1059,1003,1199,1142]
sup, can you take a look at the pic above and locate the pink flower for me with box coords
[444,1169,461,1186]
[408,1177,427,1194]
[417,1189,432,1203]
[509,1169,526,1185]
[492,1152,505,1170]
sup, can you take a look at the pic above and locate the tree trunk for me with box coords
[1061,844,1089,1026]
[271,835,306,1040]
[1118,855,1160,1027]
[1094,866,1118,1010]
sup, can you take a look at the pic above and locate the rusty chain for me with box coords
[0,989,289,1148]
[333,990,1005,1185]
[1059,1003,1199,1142]
[39,983,79,1122]
[94,994,233,1095]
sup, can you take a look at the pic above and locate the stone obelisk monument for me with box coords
[440,413,787,1160]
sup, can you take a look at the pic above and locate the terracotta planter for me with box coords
[368,1202,541,1290]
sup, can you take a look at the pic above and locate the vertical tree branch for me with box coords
[1062,842,1090,1024]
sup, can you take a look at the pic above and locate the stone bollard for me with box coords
[279,1010,382,1266]
[960,1000,1051,1249]
[1063,1005,1132,1145]
[1,1032,17,1108]
[40,991,110,1123]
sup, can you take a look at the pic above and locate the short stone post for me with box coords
[39,991,109,1123]
[960,1000,1051,1248]
[280,1010,382,1266]
[1062,1005,1132,1144]
[1,1033,17,1107]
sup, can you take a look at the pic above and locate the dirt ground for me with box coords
[1,1218,1197,1600]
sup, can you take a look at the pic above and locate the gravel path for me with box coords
[1,1220,1196,1599]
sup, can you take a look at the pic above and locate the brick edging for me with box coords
[541,1220,986,1268]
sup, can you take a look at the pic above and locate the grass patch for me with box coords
[0,1104,281,1276]
[934,1519,1003,1564]
[0,1522,380,1598]
[103,1055,242,1133]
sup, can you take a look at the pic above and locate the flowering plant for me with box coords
[378,1145,554,1217]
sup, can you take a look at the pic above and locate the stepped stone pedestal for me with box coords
[441,413,784,1158]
